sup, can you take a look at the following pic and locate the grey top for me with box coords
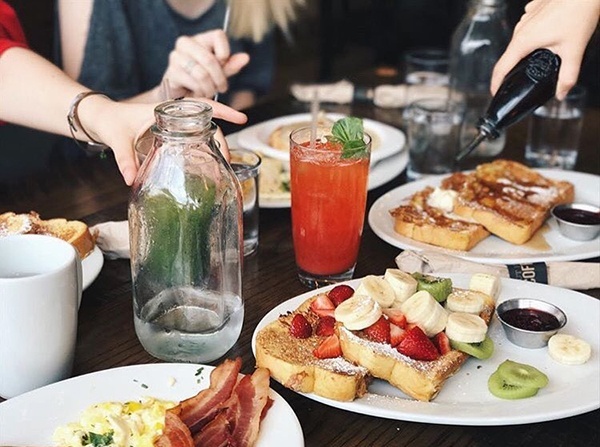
[56,0,274,103]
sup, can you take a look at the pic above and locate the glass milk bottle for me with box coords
[129,100,243,363]
[449,0,511,157]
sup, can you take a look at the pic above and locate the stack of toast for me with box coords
[390,160,575,250]
[0,211,95,259]
[255,270,498,402]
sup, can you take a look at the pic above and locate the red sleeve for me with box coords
[0,0,29,56]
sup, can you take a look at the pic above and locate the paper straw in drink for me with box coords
[290,117,371,288]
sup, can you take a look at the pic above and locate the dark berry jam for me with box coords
[554,207,600,225]
[500,308,560,332]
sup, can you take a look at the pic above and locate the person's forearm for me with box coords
[0,47,91,138]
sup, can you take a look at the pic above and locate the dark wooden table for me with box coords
[1,98,599,446]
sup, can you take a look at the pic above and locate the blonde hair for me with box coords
[227,0,305,42]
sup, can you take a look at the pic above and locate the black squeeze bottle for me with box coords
[456,48,561,161]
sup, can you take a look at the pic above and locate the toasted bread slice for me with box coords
[0,211,95,259]
[255,297,370,402]
[338,289,495,402]
[389,186,490,251]
[441,160,574,245]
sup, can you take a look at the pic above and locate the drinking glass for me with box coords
[525,85,587,170]
[406,98,464,181]
[290,126,371,288]
[229,148,262,256]
[404,48,450,86]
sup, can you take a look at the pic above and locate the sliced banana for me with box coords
[383,269,418,307]
[446,289,486,314]
[355,275,396,308]
[420,303,448,337]
[334,294,383,331]
[445,312,487,343]
[400,290,447,337]
[548,334,592,365]
[469,273,500,300]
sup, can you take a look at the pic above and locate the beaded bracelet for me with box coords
[67,91,110,152]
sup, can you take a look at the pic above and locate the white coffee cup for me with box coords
[0,234,82,399]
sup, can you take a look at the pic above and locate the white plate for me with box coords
[228,131,407,209]
[251,275,600,426]
[368,170,600,263]
[236,113,406,164]
[82,245,103,290]
[0,363,304,446]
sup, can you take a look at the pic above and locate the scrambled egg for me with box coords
[53,398,176,447]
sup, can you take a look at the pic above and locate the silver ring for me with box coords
[183,59,197,74]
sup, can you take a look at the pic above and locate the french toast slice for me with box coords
[0,211,95,259]
[337,288,495,402]
[255,296,370,402]
[441,160,574,245]
[389,186,490,251]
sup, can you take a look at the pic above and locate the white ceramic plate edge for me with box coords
[82,245,103,290]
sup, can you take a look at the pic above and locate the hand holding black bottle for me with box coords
[456,48,561,161]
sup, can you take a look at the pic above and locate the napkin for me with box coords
[290,80,449,108]
[91,221,130,259]
[395,250,600,290]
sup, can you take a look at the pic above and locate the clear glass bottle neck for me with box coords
[468,0,506,14]
[152,99,215,140]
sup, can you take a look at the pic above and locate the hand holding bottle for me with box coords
[491,0,600,100]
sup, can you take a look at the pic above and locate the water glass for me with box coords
[404,48,450,86]
[0,235,81,399]
[525,85,586,170]
[229,149,261,256]
[290,126,371,288]
[406,98,464,181]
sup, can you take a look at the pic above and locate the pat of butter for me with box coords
[427,187,458,213]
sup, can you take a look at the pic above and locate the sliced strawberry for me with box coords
[327,285,355,307]
[363,316,391,344]
[390,323,406,347]
[383,308,407,329]
[315,316,336,337]
[396,326,440,361]
[313,334,342,359]
[289,314,312,339]
[433,331,452,355]
[309,293,335,317]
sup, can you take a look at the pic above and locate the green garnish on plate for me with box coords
[326,116,368,159]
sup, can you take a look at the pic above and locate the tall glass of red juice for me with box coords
[290,124,371,288]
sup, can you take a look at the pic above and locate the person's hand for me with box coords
[160,29,250,100]
[84,98,247,185]
[491,0,600,100]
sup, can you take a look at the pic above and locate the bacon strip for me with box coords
[170,357,242,433]
[154,412,194,447]
[225,367,271,447]
[192,413,232,447]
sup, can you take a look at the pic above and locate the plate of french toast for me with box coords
[252,270,599,425]
[0,211,103,290]
[368,160,600,263]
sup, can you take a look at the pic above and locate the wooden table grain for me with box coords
[1,99,598,447]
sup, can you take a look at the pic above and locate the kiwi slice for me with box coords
[496,360,549,389]
[412,273,453,303]
[488,370,540,400]
[450,335,494,359]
